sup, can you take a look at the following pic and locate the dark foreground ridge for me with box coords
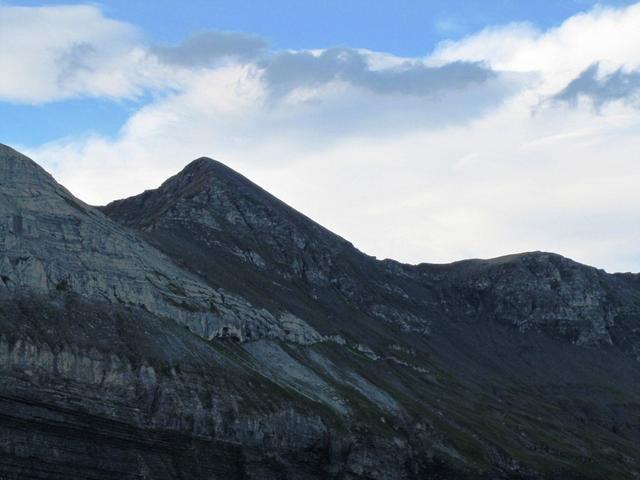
[1,142,639,479]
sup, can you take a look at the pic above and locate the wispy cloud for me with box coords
[552,63,640,108]
[261,48,494,98]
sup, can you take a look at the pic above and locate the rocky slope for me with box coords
[102,155,640,357]
[1,143,639,479]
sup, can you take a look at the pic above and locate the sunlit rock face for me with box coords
[0,144,327,346]
[1,143,640,479]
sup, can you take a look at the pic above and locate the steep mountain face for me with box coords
[1,144,640,479]
[102,156,640,357]
[101,157,418,345]
[0,145,327,344]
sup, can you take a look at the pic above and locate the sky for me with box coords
[1,1,640,272]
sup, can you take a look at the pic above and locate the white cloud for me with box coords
[258,96,640,272]
[431,3,640,93]
[8,2,640,272]
[0,4,171,103]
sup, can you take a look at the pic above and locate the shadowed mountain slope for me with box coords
[103,156,640,356]
[1,144,639,479]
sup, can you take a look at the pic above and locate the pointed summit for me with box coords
[102,154,349,250]
[181,156,230,174]
[171,156,246,189]
[102,155,277,228]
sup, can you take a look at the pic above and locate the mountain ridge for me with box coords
[100,156,640,353]
[104,153,578,272]
[1,144,640,479]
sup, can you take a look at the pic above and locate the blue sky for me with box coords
[73,1,639,51]
[11,1,634,51]
[2,1,640,271]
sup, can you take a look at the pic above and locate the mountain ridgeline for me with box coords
[0,143,639,479]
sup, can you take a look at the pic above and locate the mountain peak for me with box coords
[101,154,265,227]
[144,155,264,207]
[174,156,248,187]
[180,156,227,176]
[183,155,222,169]
[103,153,319,234]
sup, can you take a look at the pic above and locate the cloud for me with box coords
[0,5,160,103]
[151,31,268,66]
[552,62,640,108]
[0,4,504,110]
[25,59,518,205]
[431,3,640,93]
[152,35,499,101]
[56,42,96,84]
[262,48,495,98]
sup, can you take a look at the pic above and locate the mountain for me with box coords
[1,143,639,479]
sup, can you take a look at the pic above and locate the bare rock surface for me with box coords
[0,145,324,346]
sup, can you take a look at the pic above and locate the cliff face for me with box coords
[1,144,640,479]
